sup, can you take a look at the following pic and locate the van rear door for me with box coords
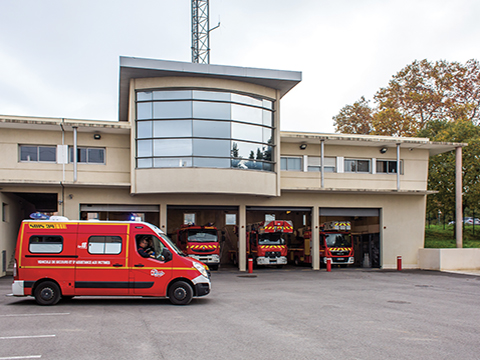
[74,223,129,296]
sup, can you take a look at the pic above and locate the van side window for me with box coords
[88,236,122,255]
[29,235,63,254]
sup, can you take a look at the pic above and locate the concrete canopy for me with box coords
[118,56,302,121]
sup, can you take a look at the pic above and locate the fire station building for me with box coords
[0,57,462,275]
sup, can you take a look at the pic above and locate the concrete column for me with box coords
[456,146,463,248]
[239,204,247,271]
[160,203,167,233]
[312,206,320,270]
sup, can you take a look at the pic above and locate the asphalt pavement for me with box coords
[1,268,479,360]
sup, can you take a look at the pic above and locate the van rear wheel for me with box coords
[168,281,193,305]
[34,281,61,306]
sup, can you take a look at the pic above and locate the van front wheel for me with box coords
[34,281,61,306]
[168,281,193,305]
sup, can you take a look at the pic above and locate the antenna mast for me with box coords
[191,0,219,64]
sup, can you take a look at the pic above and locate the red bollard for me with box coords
[397,256,402,271]
[248,258,253,273]
[326,258,332,272]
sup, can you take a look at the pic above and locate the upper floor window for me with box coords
[377,159,402,174]
[345,159,370,173]
[135,89,275,172]
[20,145,56,163]
[307,157,336,172]
[70,147,105,164]
[281,156,302,171]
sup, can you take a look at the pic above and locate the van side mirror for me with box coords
[162,248,172,262]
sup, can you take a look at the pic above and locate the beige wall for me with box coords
[280,143,430,191]
[419,248,480,270]
[0,125,130,186]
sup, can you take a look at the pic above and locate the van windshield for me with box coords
[149,224,184,255]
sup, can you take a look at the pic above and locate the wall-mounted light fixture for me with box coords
[68,194,74,199]
[380,147,388,154]
[299,144,307,150]
[93,134,101,140]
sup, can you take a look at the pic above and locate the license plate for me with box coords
[336,258,345,262]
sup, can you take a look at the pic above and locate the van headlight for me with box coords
[193,262,208,277]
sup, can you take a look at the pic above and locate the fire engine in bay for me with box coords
[289,221,354,267]
[174,225,221,270]
[242,220,293,268]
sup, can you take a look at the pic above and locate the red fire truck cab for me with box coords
[246,220,292,267]
[11,219,211,305]
[175,225,221,270]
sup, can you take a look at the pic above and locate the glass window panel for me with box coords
[137,158,152,168]
[137,91,153,101]
[231,104,263,124]
[231,93,262,107]
[20,146,37,161]
[193,101,231,120]
[88,149,105,164]
[154,101,192,119]
[262,99,273,109]
[193,139,230,157]
[88,242,105,254]
[231,141,265,160]
[153,90,192,100]
[39,147,56,162]
[325,157,336,167]
[287,157,302,171]
[193,90,231,101]
[193,157,230,168]
[263,162,273,172]
[281,157,287,170]
[137,121,152,139]
[357,160,370,173]
[376,160,386,173]
[29,236,63,254]
[345,159,356,172]
[137,102,152,120]
[137,140,153,157]
[232,158,263,170]
[263,110,273,126]
[232,123,263,142]
[388,161,398,173]
[193,120,230,138]
[69,148,87,163]
[263,127,273,144]
[154,157,192,168]
[153,120,192,138]
[308,156,321,167]
[154,139,192,157]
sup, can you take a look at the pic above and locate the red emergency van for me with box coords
[11,219,211,305]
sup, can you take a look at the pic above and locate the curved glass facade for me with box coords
[135,89,275,171]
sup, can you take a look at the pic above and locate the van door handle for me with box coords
[134,264,145,267]
[112,263,123,267]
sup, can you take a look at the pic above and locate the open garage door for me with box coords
[246,206,312,269]
[320,207,380,268]
[167,205,239,270]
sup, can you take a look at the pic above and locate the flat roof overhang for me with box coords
[119,56,302,121]
[281,131,467,156]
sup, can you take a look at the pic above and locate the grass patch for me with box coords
[425,224,480,248]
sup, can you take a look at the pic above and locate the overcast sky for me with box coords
[1,0,480,133]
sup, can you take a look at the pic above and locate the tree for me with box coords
[334,59,480,136]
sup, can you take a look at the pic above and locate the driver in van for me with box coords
[138,237,155,258]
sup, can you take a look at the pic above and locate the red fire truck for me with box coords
[174,225,221,270]
[289,221,354,267]
[245,220,292,268]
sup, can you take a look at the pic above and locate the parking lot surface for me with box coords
[1,268,480,360]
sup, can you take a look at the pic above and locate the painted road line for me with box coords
[0,313,69,317]
[0,335,55,340]
[0,356,41,359]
